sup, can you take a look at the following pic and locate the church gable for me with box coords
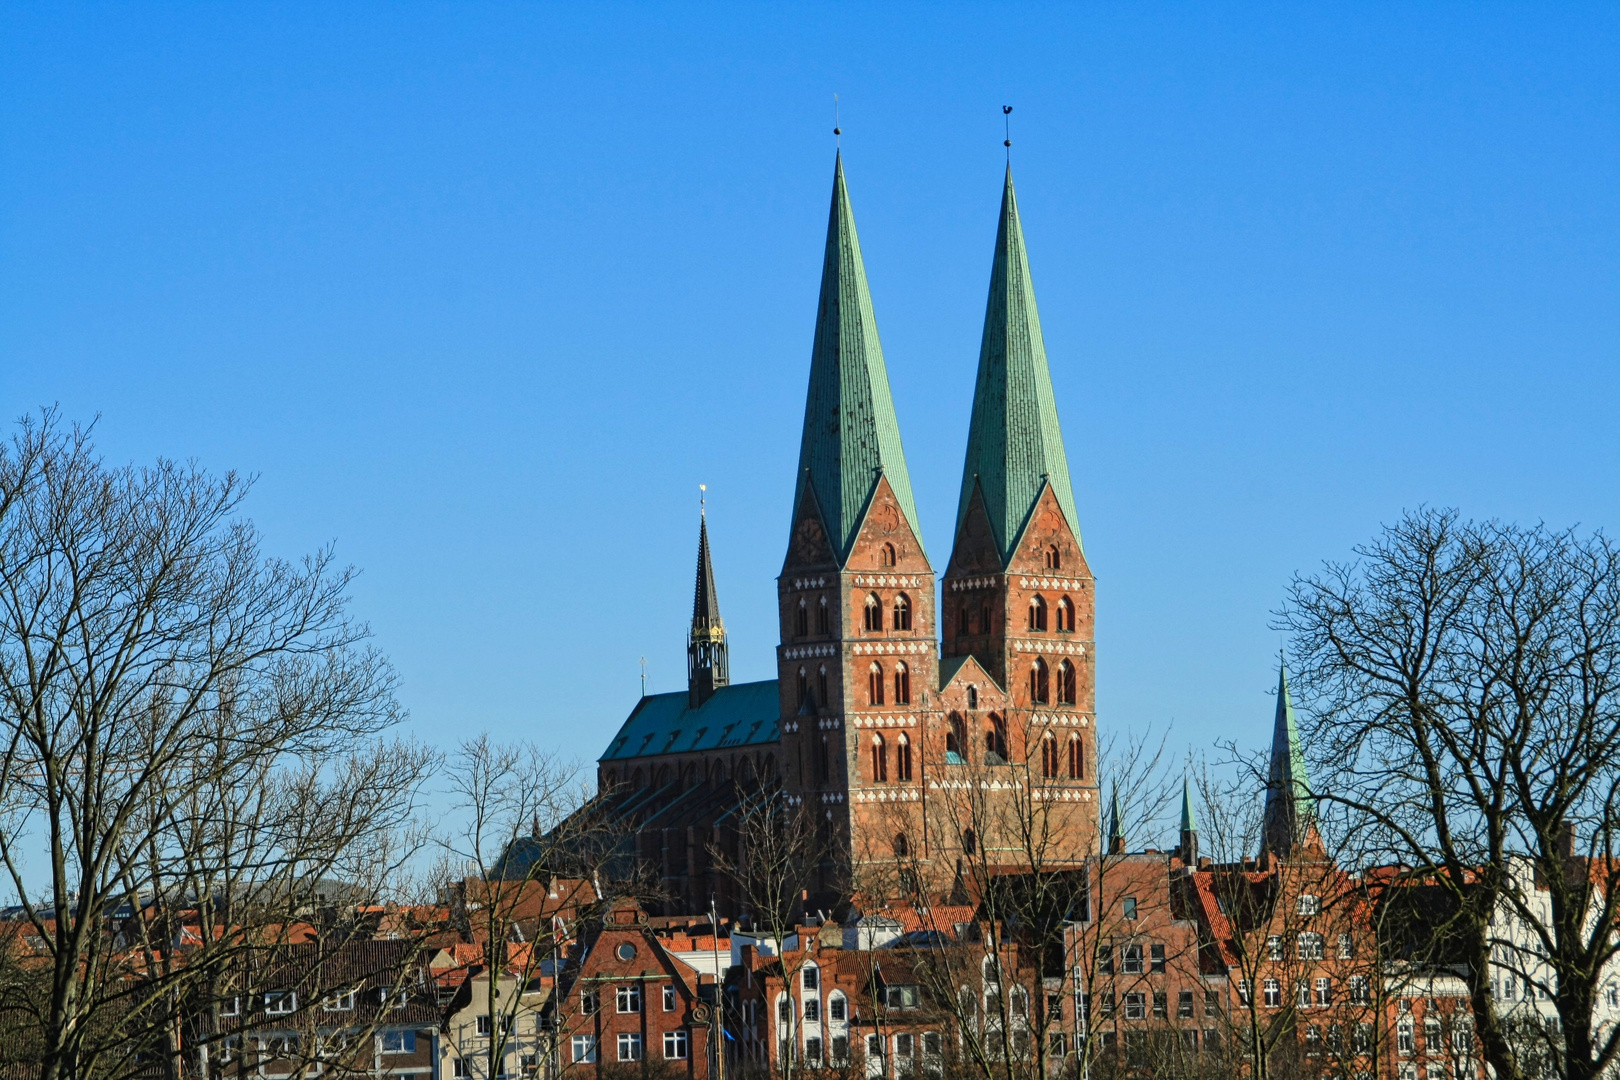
[945,483,1003,577]
[845,474,931,574]
[1006,481,1089,578]
[782,485,837,574]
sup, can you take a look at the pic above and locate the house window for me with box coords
[262,1034,297,1057]
[1298,932,1324,960]
[571,1035,598,1064]
[1205,990,1218,1017]
[881,543,897,567]
[1150,944,1166,973]
[1397,1019,1414,1055]
[804,998,821,1022]
[804,1036,823,1062]
[1028,595,1047,631]
[1238,980,1250,1006]
[1315,978,1332,1006]
[323,990,355,1012]
[867,1034,884,1063]
[1056,595,1075,632]
[893,594,912,631]
[796,599,809,637]
[381,1031,416,1054]
[868,663,885,706]
[803,966,819,991]
[779,997,792,1024]
[664,984,677,1011]
[1297,981,1311,1008]
[1424,1018,1442,1053]
[1123,992,1146,1020]
[1045,545,1060,570]
[871,734,888,782]
[477,1015,493,1035]
[829,994,846,1021]
[1041,734,1057,778]
[896,733,913,780]
[1263,979,1280,1008]
[1122,944,1143,974]
[617,985,642,1013]
[1068,734,1083,779]
[1350,977,1370,1005]
[1030,658,1050,705]
[1097,945,1113,975]
[817,596,830,634]
[894,662,911,705]
[1298,894,1320,916]
[580,991,598,1015]
[1123,896,1138,920]
[832,1035,849,1063]
[864,593,883,632]
[453,1059,469,1079]
[220,996,240,1017]
[264,991,296,1014]
[617,1033,643,1062]
[663,1030,689,1060]
[883,985,921,1009]
[1266,935,1283,961]
[1057,660,1076,705]
[1177,990,1194,1019]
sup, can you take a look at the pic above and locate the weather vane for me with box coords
[1003,105,1013,160]
[834,94,842,146]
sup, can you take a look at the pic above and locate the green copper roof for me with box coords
[1262,662,1315,851]
[600,680,780,762]
[956,167,1080,562]
[1180,779,1198,834]
[793,153,923,564]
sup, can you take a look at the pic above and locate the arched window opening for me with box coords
[893,594,912,631]
[1045,545,1061,570]
[868,663,885,707]
[864,593,883,632]
[967,685,979,711]
[962,829,977,856]
[946,714,966,763]
[795,598,808,638]
[1056,596,1074,633]
[818,736,830,782]
[958,603,970,635]
[816,596,830,634]
[980,604,992,634]
[1028,595,1048,632]
[817,665,829,705]
[897,733,913,781]
[1041,734,1058,779]
[881,543,897,567]
[894,832,910,858]
[894,662,911,706]
[871,735,888,783]
[985,715,1008,764]
[1030,659,1051,705]
[796,667,808,707]
[1057,660,1076,706]
[1068,735,1083,780]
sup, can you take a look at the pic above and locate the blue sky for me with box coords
[3,4,1617,782]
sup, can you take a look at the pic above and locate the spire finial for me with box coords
[700,483,707,518]
[1002,105,1012,162]
[834,93,841,147]
[640,656,647,697]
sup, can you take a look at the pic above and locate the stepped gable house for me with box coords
[595,156,1101,914]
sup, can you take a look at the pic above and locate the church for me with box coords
[595,154,1100,915]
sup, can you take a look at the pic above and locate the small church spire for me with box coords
[1179,779,1199,864]
[688,499,729,709]
[1261,661,1315,857]
[955,165,1081,563]
[1108,788,1125,855]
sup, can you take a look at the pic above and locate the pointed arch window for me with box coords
[1030,658,1050,705]
[1045,545,1061,570]
[880,543,897,567]
[967,685,978,711]
[893,594,912,631]
[958,603,970,635]
[797,667,809,707]
[868,663,885,707]
[1041,734,1059,779]
[962,829,977,856]
[985,715,1008,764]
[816,596,830,634]
[946,714,966,763]
[817,665,829,706]
[1028,595,1048,632]
[896,733,913,781]
[818,735,831,782]
[796,598,808,638]
[1068,734,1083,780]
[871,734,888,783]
[1057,660,1076,706]
[894,662,911,706]
[981,603,992,634]
[864,593,883,632]
[1056,596,1074,633]
[893,832,910,857]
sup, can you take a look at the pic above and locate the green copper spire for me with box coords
[1108,787,1125,853]
[793,153,923,564]
[956,166,1080,562]
[1179,779,1198,835]
[1262,661,1316,855]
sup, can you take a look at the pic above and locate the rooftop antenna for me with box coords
[834,93,842,148]
[1003,105,1013,163]
[640,656,647,697]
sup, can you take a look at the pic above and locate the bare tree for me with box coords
[1282,508,1620,1080]
[0,411,430,1080]
[438,736,628,1080]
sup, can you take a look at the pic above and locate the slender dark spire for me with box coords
[792,153,923,564]
[1179,779,1199,865]
[956,166,1080,563]
[1108,787,1125,855]
[688,508,729,709]
[1261,662,1315,856]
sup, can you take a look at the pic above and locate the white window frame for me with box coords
[663,1029,689,1060]
[617,1032,643,1062]
[571,1035,598,1064]
[663,984,677,1012]
[616,984,642,1014]
[323,989,356,1012]
[264,991,296,1015]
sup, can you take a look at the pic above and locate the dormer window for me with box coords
[863,593,883,632]
[881,543,897,567]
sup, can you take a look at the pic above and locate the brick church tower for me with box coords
[940,166,1100,857]
[776,154,936,902]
